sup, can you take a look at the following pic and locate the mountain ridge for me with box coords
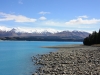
[0,26,90,41]
[0,28,89,37]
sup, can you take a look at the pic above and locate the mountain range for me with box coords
[0,27,89,41]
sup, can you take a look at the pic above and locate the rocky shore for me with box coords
[32,45,100,75]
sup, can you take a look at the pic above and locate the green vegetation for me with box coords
[83,29,100,45]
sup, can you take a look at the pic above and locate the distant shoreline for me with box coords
[32,44,100,75]
[0,39,83,42]
[42,44,83,48]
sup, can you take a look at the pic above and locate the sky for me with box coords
[0,0,100,33]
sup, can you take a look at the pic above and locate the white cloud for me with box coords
[39,11,50,15]
[39,16,47,20]
[44,20,61,26]
[0,12,37,22]
[0,26,12,31]
[43,20,80,27]
[0,14,99,33]
[65,17,100,25]
[78,15,88,18]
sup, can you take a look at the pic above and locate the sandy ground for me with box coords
[32,44,100,75]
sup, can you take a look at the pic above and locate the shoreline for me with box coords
[32,44,100,75]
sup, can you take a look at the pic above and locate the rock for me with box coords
[32,46,100,75]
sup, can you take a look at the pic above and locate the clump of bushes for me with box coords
[83,29,100,45]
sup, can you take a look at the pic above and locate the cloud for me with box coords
[78,15,88,18]
[0,26,11,31]
[39,16,47,20]
[18,0,23,4]
[39,19,99,33]
[0,12,37,22]
[39,11,50,15]
[65,16,100,25]
[44,20,61,26]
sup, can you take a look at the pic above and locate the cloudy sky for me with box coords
[0,0,100,33]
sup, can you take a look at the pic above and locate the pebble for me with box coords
[32,46,100,75]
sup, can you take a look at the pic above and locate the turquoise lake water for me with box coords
[0,41,82,75]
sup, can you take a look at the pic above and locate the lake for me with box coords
[0,41,82,75]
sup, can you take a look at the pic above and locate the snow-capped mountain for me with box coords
[0,26,89,41]
[0,26,60,33]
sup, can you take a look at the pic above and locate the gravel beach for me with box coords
[32,44,100,75]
